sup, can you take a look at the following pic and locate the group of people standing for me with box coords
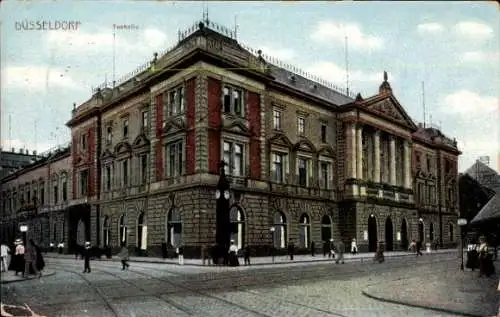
[466,236,496,277]
[0,238,44,278]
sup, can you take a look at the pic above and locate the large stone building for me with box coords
[0,147,38,179]
[0,19,461,256]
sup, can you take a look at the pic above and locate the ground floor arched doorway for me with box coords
[368,215,378,252]
[385,217,394,251]
[401,219,408,250]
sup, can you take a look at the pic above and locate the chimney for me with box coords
[18,148,23,154]
[33,150,37,156]
[11,147,14,153]
[418,123,423,129]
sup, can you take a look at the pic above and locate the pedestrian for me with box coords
[211,244,218,265]
[288,240,295,261]
[31,239,45,273]
[323,240,330,257]
[311,241,315,257]
[118,243,130,270]
[82,241,91,273]
[49,242,54,253]
[329,239,335,259]
[374,240,385,263]
[12,239,25,276]
[0,242,10,272]
[161,239,167,259]
[177,245,184,266]
[351,238,358,255]
[57,241,64,254]
[201,244,207,266]
[228,240,239,266]
[335,239,345,264]
[243,245,251,265]
[416,240,423,256]
[24,240,40,278]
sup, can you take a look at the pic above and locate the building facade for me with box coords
[0,19,461,256]
[0,148,38,179]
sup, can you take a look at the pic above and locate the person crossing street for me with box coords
[118,243,130,270]
[82,241,91,273]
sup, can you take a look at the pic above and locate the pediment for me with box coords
[114,141,132,155]
[293,138,316,153]
[101,149,115,160]
[365,96,418,130]
[222,120,250,136]
[318,145,336,158]
[268,133,293,149]
[132,134,150,149]
[162,117,186,135]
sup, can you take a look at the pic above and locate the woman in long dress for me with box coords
[228,240,239,266]
[9,239,25,275]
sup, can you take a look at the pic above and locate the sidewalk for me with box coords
[44,248,456,266]
[362,261,500,317]
[0,270,56,285]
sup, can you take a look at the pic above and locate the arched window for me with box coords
[118,214,127,245]
[230,206,245,250]
[77,219,86,246]
[103,216,111,247]
[136,212,147,250]
[273,211,287,249]
[321,215,332,242]
[299,213,311,248]
[166,208,182,247]
[448,223,454,242]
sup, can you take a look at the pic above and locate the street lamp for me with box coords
[215,160,231,265]
[20,224,28,245]
[458,218,468,270]
[269,226,276,263]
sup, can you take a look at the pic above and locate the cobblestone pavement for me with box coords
[0,254,467,317]
[363,261,500,317]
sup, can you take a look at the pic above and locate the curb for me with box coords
[361,289,481,317]
[0,271,56,285]
[45,251,455,267]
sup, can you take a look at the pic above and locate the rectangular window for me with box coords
[427,157,432,172]
[62,181,67,201]
[142,111,148,130]
[418,183,424,204]
[273,153,284,183]
[26,189,31,204]
[123,118,129,137]
[53,185,58,204]
[298,158,308,187]
[273,110,281,130]
[223,141,244,176]
[321,124,327,143]
[81,134,87,150]
[320,162,329,189]
[168,86,185,116]
[141,154,148,184]
[105,166,111,190]
[80,170,88,196]
[39,184,44,205]
[223,86,244,117]
[166,140,184,177]
[123,160,129,186]
[297,117,305,135]
[106,126,112,144]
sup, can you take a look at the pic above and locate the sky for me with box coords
[0,1,498,172]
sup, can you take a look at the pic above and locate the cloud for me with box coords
[305,61,391,88]
[259,46,295,61]
[45,28,169,55]
[3,65,80,91]
[417,23,444,34]
[440,90,498,115]
[310,21,383,50]
[459,51,500,63]
[454,21,494,39]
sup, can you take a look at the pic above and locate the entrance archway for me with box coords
[299,213,311,248]
[385,217,394,251]
[321,215,332,243]
[230,206,245,250]
[368,215,377,252]
[418,221,424,243]
[401,219,408,250]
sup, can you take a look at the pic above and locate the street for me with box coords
[1,253,468,317]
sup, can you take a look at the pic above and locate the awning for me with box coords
[471,193,500,224]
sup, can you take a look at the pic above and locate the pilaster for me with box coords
[404,140,411,188]
[373,130,381,183]
[356,124,363,179]
[346,122,357,179]
[389,136,396,185]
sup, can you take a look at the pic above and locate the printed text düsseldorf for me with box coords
[15,20,81,31]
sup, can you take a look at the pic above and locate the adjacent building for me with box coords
[0,19,461,256]
[0,148,38,179]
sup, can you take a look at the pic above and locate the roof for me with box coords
[465,160,499,179]
[471,193,500,224]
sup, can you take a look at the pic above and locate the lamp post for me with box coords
[458,218,467,270]
[215,161,231,265]
[269,226,276,263]
[20,224,28,245]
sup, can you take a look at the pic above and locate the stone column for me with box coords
[389,136,396,185]
[373,130,381,183]
[346,123,357,179]
[356,124,363,179]
[403,140,411,188]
